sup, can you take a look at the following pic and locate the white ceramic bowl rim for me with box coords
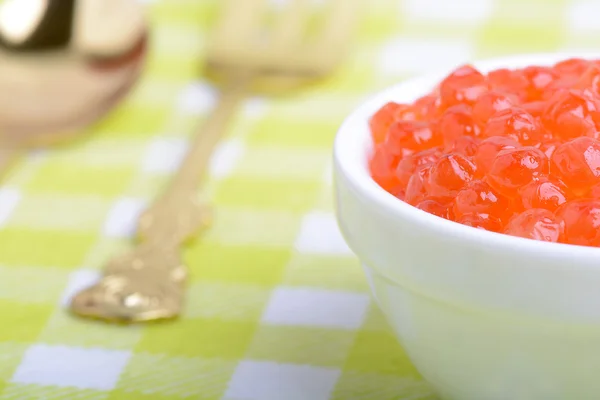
[334,51,600,269]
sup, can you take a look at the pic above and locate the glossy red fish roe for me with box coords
[428,154,477,198]
[574,64,600,95]
[439,65,488,108]
[504,208,562,242]
[367,58,600,247]
[522,66,558,101]
[557,200,600,246]
[487,147,549,198]
[369,102,402,144]
[474,136,520,174]
[369,145,402,193]
[517,177,571,212]
[551,137,600,195]
[435,104,479,144]
[538,139,561,159]
[412,94,441,120]
[453,180,511,222]
[472,91,516,126]
[395,148,441,188]
[488,68,528,99]
[521,101,545,117]
[415,198,451,219]
[385,120,440,154]
[588,183,600,198]
[554,58,591,77]
[405,165,432,205]
[483,107,544,146]
[457,213,503,232]
[443,136,479,157]
[542,89,600,140]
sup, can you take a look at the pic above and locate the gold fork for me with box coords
[69,0,361,322]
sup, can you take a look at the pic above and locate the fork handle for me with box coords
[136,74,250,245]
[168,75,249,197]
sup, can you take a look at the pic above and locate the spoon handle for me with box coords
[69,77,250,322]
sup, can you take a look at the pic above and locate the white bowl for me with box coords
[333,52,600,400]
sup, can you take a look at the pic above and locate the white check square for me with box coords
[102,197,146,238]
[225,360,340,400]
[262,286,370,329]
[294,211,352,255]
[60,269,101,307]
[11,344,131,391]
[209,138,246,179]
[400,0,494,24]
[566,1,600,33]
[142,137,188,174]
[177,81,217,114]
[0,188,21,227]
[378,38,472,76]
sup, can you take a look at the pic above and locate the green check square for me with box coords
[143,52,202,83]
[91,102,172,139]
[0,342,29,380]
[107,393,176,400]
[38,312,143,350]
[332,371,435,400]
[246,116,342,148]
[0,266,70,304]
[184,282,271,321]
[186,243,290,285]
[202,208,303,248]
[149,0,217,30]
[151,25,204,62]
[1,384,109,400]
[23,160,136,197]
[476,24,564,57]
[345,330,421,376]
[283,254,369,292]
[9,195,111,232]
[0,301,54,342]
[80,238,132,270]
[311,56,376,95]
[136,319,257,358]
[213,177,321,212]
[476,1,567,57]
[246,325,355,367]
[358,2,402,42]
[313,185,335,212]
[266,93,360,122]
[361,303,394,332]
[124,174,167,199]
[48,138,147,169]
[113,353,236,400]
[0,228,96,268]
[231,145,330,181]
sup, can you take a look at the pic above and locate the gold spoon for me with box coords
[0,0,147,175]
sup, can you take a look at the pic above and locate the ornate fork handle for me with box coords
[70,76,250,322]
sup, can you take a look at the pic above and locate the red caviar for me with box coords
[368,57,600,247]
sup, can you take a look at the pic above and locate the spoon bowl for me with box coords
[0,35,146,146]
[0,0,147,170]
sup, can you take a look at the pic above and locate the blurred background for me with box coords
[0,0,596,399]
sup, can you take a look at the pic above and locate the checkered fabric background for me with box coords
[0,0,597,398]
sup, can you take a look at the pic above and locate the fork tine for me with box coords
[271,0,312,50]
[311,0,362,69]
[210,0,268,52]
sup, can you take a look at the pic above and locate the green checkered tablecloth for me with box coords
[0,0,597,398]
